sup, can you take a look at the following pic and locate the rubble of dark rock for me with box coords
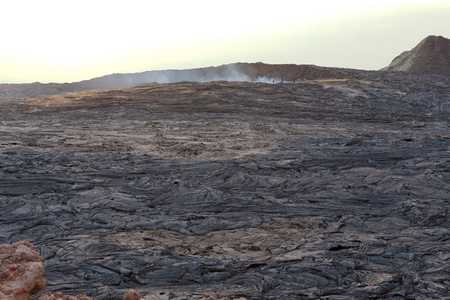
[0,69,449,299]
[0,241,147,300]
[37,292,95,300]
[37,289,144,300]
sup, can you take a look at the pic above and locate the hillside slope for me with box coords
[383,35,450,76]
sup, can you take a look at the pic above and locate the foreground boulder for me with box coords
[0,241,46,300]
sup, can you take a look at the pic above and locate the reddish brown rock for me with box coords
[122,290,141,300]
[0,241,46,300]
[344,139,362,146]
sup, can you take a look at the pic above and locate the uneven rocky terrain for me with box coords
[0,68,449,299]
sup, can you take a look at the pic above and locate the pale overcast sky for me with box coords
[1,0,449,83]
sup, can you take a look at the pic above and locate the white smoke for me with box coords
[201,64,253,82]
[84,64,282,90]
[256,76,282,84]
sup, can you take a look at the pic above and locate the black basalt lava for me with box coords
[1,70,449,299]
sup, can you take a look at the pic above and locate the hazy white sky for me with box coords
[1,0,449,83]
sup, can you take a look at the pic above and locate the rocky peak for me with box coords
[383,35,450,76]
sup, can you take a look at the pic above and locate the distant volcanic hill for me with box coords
[68,63,353,90]
[0,63,356,101]
[383,35,450,76]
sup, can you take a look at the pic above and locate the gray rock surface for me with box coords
[0,69,449,299]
